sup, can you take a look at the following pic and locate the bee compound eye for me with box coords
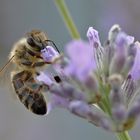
[27,37,36,46]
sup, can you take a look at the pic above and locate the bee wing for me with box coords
[0,56,17,99]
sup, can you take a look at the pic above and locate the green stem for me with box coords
[116,131,132,140]
[54,0,80,39]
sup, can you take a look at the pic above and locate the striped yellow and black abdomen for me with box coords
[11,70,47,115]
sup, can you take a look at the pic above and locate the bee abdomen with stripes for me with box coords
[12,70,47,115]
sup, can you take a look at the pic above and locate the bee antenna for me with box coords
[0,55,15,74]
[45,40,60,54]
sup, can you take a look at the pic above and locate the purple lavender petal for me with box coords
[36,72,53,86]
[41,46,59,62]
[130,42,140,80]
[68,100,91,119]
[116,32,134,46]
[115,32,128,48]
[87,27,104,71]
[64,40,96,81]
[87,27,101,48]
[126,36,134,45]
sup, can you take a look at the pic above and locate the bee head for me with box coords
[26,30,48,52]
[26,30,60,54]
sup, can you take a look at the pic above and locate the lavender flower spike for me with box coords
[38,24,140,134]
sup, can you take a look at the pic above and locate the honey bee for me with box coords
[0,30,60,115]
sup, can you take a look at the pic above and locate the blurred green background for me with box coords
[0,0,140,140]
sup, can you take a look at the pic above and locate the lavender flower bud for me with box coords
[86,27,104,71]
[68,100,91,119]
[84,74,98,90]
[82,74,101,103]
[109,74,127,123]
[109,87,126,122]
[115,32,128,47]
[87,27,101,48]
[121,43,136,77]
[109,53,126,75]
[48,95,70,113]
[109,88,122,107]
[108,74,123,89]
[108,24,121,43]
[49,84,63,96]
[109,32,128,75]
[103,42,115,77]
[62,82,86,101]
[49,82,86,101]
[68,101,109,127]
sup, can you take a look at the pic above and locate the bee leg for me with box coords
[32,61,46,67]
[21,60,46,67]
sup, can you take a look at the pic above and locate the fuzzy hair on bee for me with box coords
[0,30,60,115]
